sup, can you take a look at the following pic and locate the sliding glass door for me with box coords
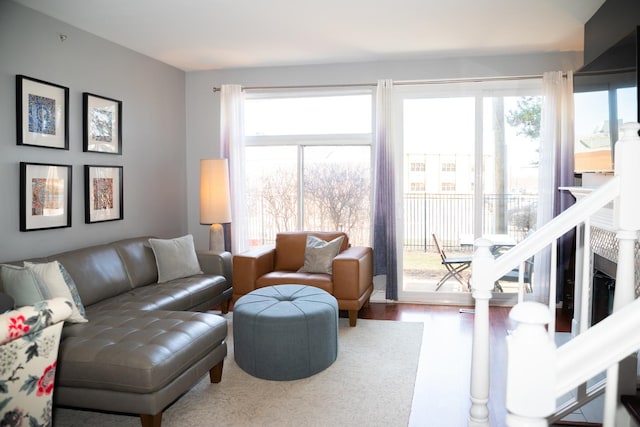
[396,80,542,303]
[402,96,476,295]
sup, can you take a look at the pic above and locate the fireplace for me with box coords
[590,226,640,324]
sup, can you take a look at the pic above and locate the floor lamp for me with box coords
[200,159,232,252]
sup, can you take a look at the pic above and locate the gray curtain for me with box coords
[373,79,398,300]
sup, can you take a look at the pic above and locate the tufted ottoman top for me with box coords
[233,284,338,380]
[58,310,227,393]
[233,284,338,320]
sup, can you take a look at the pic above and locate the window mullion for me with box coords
[473,95,484,238]
[298,145,304,230]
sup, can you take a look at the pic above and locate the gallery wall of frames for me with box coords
[16,74,124,231]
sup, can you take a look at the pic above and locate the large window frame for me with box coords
[243,88,375,246]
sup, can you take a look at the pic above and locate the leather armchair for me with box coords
[233,231,373,326]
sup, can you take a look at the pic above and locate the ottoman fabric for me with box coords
[233,284,338,381]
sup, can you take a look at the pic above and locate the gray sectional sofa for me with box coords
[0,235,232,427]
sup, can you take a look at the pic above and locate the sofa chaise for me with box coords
[0,235,232,427]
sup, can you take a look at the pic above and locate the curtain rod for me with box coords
[210,74,555,93]
[211,83,375,92]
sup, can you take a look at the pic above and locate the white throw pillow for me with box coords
[297,235,344,274]
[149,234,203,283]
[24,261,88,323]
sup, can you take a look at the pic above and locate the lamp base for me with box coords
[209,223,225,252]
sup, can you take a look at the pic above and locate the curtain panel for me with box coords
[533,71,575,304]
[373,79,398,300]
[220,84,249,254]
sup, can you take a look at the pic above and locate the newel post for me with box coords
[606,122,640,424]
[612,122,640,310]
[505,302,556,427]
[469,238,494,427]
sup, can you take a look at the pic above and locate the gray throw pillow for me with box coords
[149,234,203,283]
[297,235,344,274]
[0,264,51,307]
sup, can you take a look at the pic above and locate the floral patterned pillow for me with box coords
[0,298,72,427]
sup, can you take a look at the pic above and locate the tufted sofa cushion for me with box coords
[58,310,227,393]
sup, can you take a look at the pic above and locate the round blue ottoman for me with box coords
[233,284,339,381]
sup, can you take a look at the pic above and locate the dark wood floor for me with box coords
[357,302,572,332]
[352,303,593,427]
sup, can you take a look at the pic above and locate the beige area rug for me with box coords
[53,317,423,427]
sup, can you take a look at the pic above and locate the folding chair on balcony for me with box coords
[432,233,473,291]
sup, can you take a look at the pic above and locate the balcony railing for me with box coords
[404,193,537,252]
[246,191,538,251]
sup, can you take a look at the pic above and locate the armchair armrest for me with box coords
[232,246,276,298]
[332,246,373,302]
[197,251,233,285]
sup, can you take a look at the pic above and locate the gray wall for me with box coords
[0,1,187,260]
[185,52,584,251]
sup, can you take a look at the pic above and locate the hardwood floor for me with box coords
[353,302,582,427]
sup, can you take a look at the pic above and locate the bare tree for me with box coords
[304,162,370,239]
[259,169,298,232]
[249,161,370,244]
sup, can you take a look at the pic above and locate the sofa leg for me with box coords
[220,300,230,314]
[349,310,358,327]
[209,360,224,383]
[140,412,162,427]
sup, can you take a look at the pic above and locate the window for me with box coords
[410,162,425,172]
[574,90,611,172]
[573,71,637,172]
[441,183,456,192]
[244,91,373,246]
[410,182,425,192]
[441,162,456,172]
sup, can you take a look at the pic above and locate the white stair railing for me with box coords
[467,122,640,427]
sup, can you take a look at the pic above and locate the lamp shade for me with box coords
[200,159,232,224]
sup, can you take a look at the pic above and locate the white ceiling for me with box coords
[13,0,607,72]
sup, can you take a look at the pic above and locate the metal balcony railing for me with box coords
[246,191,538,251]
[403,193,537,252]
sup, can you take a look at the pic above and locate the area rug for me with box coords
[52,317,423,427]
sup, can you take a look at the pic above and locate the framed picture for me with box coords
[83,93,122,154]
[20,162,72,231]
[85,165,123,223]
[16,75,69,149]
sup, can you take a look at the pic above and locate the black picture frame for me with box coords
[20,162,72,231]
[83,93,122,154]
[16,75,69,150]
[84,165,123,223]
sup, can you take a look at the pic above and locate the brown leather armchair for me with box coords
[232,231,373,326]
